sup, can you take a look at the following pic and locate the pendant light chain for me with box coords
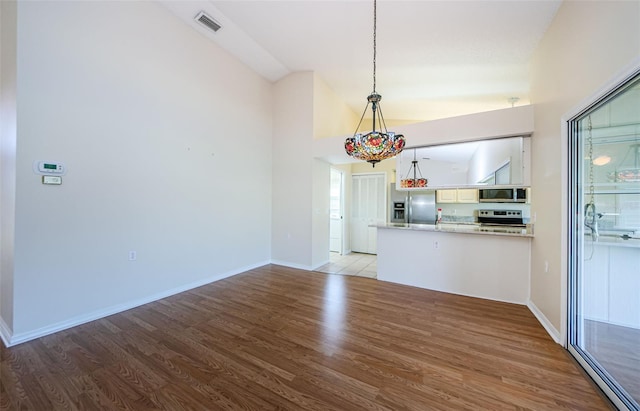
[587,115,595,206]
[343,0,406,167]
[372,0,377,94]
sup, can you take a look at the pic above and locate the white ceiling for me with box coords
[161,0,562,122]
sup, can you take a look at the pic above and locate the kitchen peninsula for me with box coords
[375,222,533,304]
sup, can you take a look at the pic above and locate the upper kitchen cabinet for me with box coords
[436,188,479,203]
[396,136,531,189]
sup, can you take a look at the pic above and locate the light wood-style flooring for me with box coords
[1,265,613,410]
[585,319,640,403]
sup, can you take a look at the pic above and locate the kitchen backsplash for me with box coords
[437,203,532,223]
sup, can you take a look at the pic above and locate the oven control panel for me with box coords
[478,210,522,218]
[478,209,523,225]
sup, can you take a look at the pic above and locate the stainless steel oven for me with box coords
[477,209,524,225]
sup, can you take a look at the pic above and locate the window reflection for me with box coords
[322,275,346,345]
[570,72,640,410]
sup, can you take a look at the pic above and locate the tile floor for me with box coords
[314,252,377,278]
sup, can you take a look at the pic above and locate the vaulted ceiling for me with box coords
[161,0,562,122]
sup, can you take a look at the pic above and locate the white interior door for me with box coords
[329,169,343,253]
[351,173,386,254]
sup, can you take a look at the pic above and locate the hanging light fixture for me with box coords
[344,0,405,167]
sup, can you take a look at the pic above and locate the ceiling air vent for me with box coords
[195,11,222,33]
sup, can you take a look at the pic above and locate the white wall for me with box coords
[6,1,272,343]
[272,72,314,269]
[377,228,531,305]
[529,0,640,336]
[311,159,330,268]
[313,74,358,139]
[313,105,534,164]
[396,105,535,148]
[467,137,524,185]
[311,75,358,263]
[402,158,468,187]
[271,72,359,269]
[6,0,636,348]
[0,0,17,339]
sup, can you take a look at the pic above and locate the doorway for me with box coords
[568,68,640,410]
[329,168,344,254]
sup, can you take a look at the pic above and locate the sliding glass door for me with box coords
[568,70,640,410]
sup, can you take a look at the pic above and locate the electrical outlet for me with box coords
[544,260,549,273]
[129,251,137,261]
[434,241,439,249]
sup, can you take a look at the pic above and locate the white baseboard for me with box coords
[6,261,269,347]
[311,259,329,271]
[264,259,331,271]
[0,316,12,347]
[528,300,561,344]
[269,260,312,271]
[6,263,562,348]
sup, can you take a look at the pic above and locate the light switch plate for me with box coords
[42,175,62,185]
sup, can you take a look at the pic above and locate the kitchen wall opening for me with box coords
[568,68,640,411]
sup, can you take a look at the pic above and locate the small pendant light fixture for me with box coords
[344,0,405,167]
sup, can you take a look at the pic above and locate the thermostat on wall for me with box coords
[34,161,65,175]
[39,161,64,174]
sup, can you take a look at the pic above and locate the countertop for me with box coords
[584,235,640,248]
[374,222,534,238]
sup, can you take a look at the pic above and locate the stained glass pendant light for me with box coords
[344,0,406,167]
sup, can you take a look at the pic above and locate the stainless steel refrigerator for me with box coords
[390,184,436,224]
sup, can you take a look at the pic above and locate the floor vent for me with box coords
[195,11,222,33]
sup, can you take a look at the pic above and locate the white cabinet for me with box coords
[436,189,457,203]
[436,188,478,204]
[583,243,640,328]
[608,247,640,327]
[456,189,479,203]
[583,245,610,322]
[352,174,386,254]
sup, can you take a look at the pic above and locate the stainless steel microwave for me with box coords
[478,188,528,203]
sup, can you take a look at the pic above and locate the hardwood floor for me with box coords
[1,264,613,410]
[585,319,640,403]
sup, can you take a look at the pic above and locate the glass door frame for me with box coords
[565,62,640,411]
